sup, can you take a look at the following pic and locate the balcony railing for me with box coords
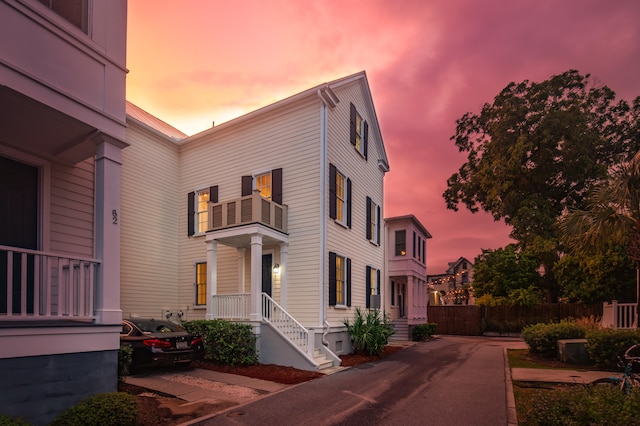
[0,245,100,321]
[208,190,288,233]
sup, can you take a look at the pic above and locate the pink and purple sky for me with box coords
[126,0,640,274]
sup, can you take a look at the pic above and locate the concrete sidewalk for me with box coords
[124,368,289,405]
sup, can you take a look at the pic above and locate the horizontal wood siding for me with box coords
[50,159,94,257]
[326,81,386,326]
[178,96,323,324]
[120,122,180,319]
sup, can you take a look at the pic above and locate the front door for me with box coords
[0,156,38,314]
[262,254,272,297]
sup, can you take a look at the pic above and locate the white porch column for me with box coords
[205,239,218,320]
[408,275,416,321]
[237,248,246,293]
[94,135,126,325]
[279,243,289,309]
[250,234,263,321]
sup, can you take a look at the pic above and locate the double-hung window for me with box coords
[366,197,380,244]
[350,103,368,159]
[329,164,351,227]
[187,186,218,236]
[366,266,381,309]
[395,230,406,256]
[241,168,283,204]
[195,262,207,306]
[255,171,272,200]
[329,252,351,307]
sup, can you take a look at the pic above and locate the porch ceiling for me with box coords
[0,86,97,163]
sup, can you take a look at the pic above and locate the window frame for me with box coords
[366,197,380,245]
[329,164,351,228]
[350,102,368,160]
[254,170,272,200]
[395,230,406,256]
[329,251,351,308]
[196,188,210,234]
[194,261,207,306]
[366,266,381,309]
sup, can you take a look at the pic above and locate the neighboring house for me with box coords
[0,1,127,424]
[385,215,432,340]
[121,72,389,371]
[428,257,474,305]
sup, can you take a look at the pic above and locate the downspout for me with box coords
[318,88,329,344]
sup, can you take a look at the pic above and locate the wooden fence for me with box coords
[427,303,603,336]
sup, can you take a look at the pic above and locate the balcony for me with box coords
[0,245,99,321]
[208,190,288,234]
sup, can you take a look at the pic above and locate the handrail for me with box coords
[262,293,313,356]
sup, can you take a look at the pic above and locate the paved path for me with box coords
[127,336,614,425]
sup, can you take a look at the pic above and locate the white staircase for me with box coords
[262,293,336,371]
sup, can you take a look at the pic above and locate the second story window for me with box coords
[255,171,272,200]
[196,189,210,233]
[187,185,218,237]
[366,197,380,244]
[395,230,406,256]
[37,0,89,33]
[329,164,351,228]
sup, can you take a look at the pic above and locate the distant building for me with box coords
[427,257,474,305]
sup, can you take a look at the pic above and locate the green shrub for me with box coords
[0,414,30,426]
[585,329,640,369]
[521,320,586,358]
[412,323,436,341]
[344,307,394,356]
[519,384,640,426]
[183,319,258,365]
[118,345,133,379]
[50,392,137,426]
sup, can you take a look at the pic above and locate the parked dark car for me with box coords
[120,318,203,370]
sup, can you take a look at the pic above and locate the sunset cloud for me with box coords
[127,0,640,273]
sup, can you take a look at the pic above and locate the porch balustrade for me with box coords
[211,293,251,320]
[602,301,638,329]
[0,245,99,320]
[208,191,288,233]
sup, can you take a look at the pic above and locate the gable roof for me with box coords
[181,71,389,170]
[126,101,187,142]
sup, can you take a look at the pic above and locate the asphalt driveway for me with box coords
[198,335,524,426]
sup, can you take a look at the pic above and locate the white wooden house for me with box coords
[0,1,127,424]
[385,215,432,340]
[121,72,389,370]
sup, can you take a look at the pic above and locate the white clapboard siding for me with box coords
[50,159,95,257]
[120,121,181,319]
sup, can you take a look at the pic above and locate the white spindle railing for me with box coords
[0,245,99,320]
[602,301,638,329]
[211,293,250,320]
[262,293,313,356]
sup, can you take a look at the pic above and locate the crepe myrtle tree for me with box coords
[444,70,640,300]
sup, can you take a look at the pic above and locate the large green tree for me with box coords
[444,70,639,298]
[472,245,541,299]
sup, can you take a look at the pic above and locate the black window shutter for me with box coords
[272,168,283,205]
[209,186,218,204]
[346,258,352,307]
[241,175,253,196]
[364,121,369,160]
[350,102,356,146]
[187,191,195,236]
[376,205,381,245]
[329,164,337,219]
[329,252,337,306]
[366,196,372,240]
[366,266,372,308]
[346,178,352,228]
[376,269,381,297]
